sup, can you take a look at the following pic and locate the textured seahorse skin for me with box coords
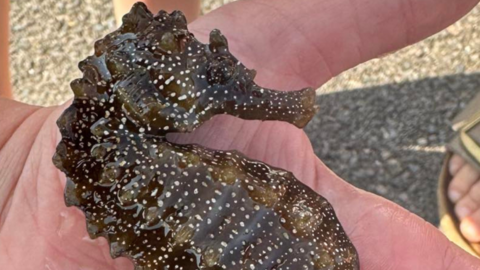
[53,3,359,270]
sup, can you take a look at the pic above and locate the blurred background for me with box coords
[8,0,480,224]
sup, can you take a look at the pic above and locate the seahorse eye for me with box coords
[206,56,236,85]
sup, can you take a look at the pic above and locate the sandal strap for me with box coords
[449,92,480,171]
[460,110,480,164]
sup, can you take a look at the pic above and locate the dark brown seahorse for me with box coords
[53,3,359,270]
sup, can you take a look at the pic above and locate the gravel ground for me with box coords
[306,6,480,224]
[8,1,480,225]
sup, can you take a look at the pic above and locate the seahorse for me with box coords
[53,3,359,270]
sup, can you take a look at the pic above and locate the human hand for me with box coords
[1,0,480,269]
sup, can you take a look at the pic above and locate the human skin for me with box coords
[449,154,480,242]
[0,0,11,98]
[1,0,480,269]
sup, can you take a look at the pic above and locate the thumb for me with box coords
[311,159,480,270]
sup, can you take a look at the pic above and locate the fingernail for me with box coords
[448,189,461,202]
[456,206,471,219]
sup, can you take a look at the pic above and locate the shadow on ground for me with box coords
[305,73,480,225]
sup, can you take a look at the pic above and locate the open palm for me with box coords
[1,0,480,269]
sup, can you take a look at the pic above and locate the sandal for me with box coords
[438,92,480,256]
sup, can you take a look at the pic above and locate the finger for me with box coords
[172,116,317,179]
[0,98,41,149]
[0,0,11,98]
[190,0,479,89]
[354,193,480,269]
[0,99,44,225]
[309,159,480,270]
[0,104,134,270]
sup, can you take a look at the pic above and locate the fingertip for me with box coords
[50,99,73,145]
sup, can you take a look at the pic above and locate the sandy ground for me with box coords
[8,0,480,224]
